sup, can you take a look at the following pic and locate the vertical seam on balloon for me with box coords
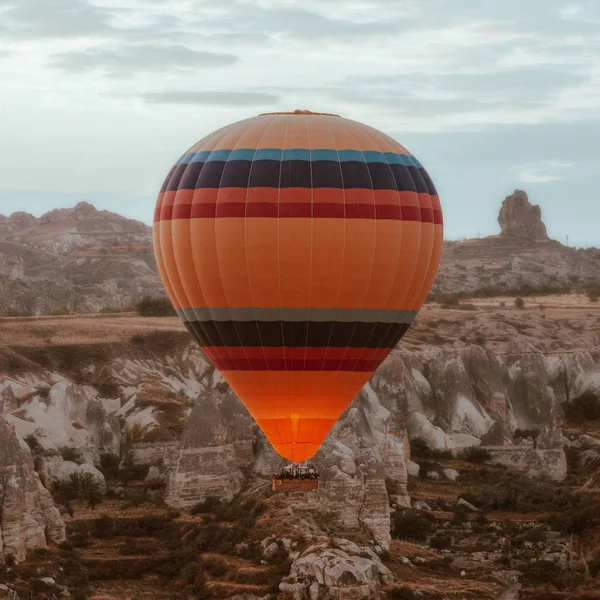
[212,125,253,369]
[387,160,426,347]
[157,148,195,312]
[189,127,234,356]
[318,117,347,381]
[241,117,283,441]
[302,114,315,449]
[403,163,433,310]
[188,128,236,367]
[345,122,405,371]
[412,166,443,306]
[356,124,408,352]
[329,120,378,387]
[276,117,292,446]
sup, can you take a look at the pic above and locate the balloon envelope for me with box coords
[153,111,443,462]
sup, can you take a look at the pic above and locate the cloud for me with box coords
[518,161,572,183]
[142,90,280,106]
[52,45,239,77]
[0,0,114,38]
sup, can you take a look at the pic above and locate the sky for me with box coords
[0,0,599,246]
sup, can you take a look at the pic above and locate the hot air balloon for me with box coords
[153,110,443,464]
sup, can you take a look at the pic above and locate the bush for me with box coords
[191,497,222,515]
[59,446,80,463]
[430,535,452,550]
[392,509,434,542]
[24,434,43,454]
[135,296,176,317]
[515,297,525,309]
[460,447,491,464]
[55,472,104,510]
[410,437,452,460]
[588,289,599,303]
[563,392,600,424]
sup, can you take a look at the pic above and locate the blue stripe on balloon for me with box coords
[174,148,422,168]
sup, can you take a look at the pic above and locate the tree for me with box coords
[135,296,176,317]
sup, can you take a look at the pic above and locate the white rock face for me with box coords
[407,412,451,450]
[0,421,65,560]
[6,379,120,463]
[281,539,392,600]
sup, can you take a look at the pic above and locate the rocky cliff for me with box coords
[0,202,162,315]
[0,420,65,561]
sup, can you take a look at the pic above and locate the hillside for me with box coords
[0,202,161,315]
[1,191,599,317]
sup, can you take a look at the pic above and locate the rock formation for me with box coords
[280,538,393,600]
[498,190,548,240]
[482,447,567,482]
[0,202,161,315]
[164,389,254,508]
[0,420,65,560]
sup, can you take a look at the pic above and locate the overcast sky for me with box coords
[0,0,599,245]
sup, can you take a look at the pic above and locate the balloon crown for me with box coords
[259,109,341,117]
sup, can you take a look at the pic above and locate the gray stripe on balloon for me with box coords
[176,307,418,324]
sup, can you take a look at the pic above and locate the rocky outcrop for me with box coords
[498,190,548,240]
[0,202,160,315]
[164,390,254,508]
[483,447,567,481]
[0,420,65,560]
[6,380,120,465]
[280,538,392,600]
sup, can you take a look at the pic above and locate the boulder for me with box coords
[281,539,392,600]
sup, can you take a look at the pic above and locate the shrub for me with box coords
[460,447,491,464]
[59,446,80,463]
[24,434,43,454]
[135,296,176,317]
[515,297,525,309]
[588,289,599,303]
[430,535,452,550]
[191,497,222,515]
[563,392,600,424]
[392,509,434,542]
[410,437,452,460]
[56,472,104,509]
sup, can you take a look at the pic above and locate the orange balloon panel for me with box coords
[153,111,443,462]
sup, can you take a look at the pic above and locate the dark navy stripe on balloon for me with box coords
[211,357,384,372]
[162,160,435,194]
[183,320,411,348]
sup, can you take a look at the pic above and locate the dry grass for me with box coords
[0,314,186,347]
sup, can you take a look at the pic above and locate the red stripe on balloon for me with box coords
[154,202,441,223]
